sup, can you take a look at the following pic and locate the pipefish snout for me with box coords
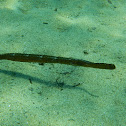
[0,53,116,70]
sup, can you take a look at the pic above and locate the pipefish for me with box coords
[0,53,116,70]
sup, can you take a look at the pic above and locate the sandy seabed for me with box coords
[0,0,126,125]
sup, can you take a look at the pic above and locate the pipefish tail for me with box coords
[0,53,116,70]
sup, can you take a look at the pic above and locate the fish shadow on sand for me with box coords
[0,69,99,97]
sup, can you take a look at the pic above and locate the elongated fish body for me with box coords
[0,53,115,70]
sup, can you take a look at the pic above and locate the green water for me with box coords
[0,0,125,125]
